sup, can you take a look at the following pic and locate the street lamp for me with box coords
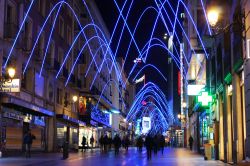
[207,8,220,27]
[177,114,181,120]
[0,67,16,86]
[7,67,15,79]
[72,95,78,103]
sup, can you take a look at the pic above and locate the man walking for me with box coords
[23,130,35,158]
[82,135,87,152]
[189,135,194,151]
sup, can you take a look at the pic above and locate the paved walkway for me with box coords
[0,147,230,166]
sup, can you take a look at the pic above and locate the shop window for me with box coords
[35,72,44,97]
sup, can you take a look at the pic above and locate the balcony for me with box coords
[4,22,18,39]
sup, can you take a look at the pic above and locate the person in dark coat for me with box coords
[90,135,94,150]
[145,134,153,160]
[189,136,194,151]
[137,136,143,152]
[160,135,165,155]
[99,135,104,152]
[23,130,36,158]
[81,135,87,152]
[153,135,158,155]
[103,134,109,153]
[113,134,122,156]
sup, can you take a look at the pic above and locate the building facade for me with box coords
[0,0,135,155]
[184,0,248,164]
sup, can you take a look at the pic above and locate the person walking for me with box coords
[99,135,104,152]
[113,134,122,156]
[90,135,94,150]
[81,135,87,152]
[160,135,165,155]
[136,136,143,152]
[145,134,153,160]
[23,130,36,158]
[153,135,158,155]
[189,135,194,151]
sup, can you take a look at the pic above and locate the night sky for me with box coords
[95,0,181,113]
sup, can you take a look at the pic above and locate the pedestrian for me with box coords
[81,135,87,152]
[160,135,165,155]
[124,136,129,151]
[189,135,194,151]
[138,136,143,152]
[23,130,36,158]
[113,134,122,156]
[153,135,158,155]
[145,134,153,160]
[99,135,104,152]
[90,135,94,150]
[103,134,109,153]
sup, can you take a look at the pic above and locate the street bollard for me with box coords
[62,141,69,159]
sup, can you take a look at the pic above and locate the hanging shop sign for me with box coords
[0,79,20,92]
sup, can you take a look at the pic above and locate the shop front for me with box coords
[0,96,54,154]
[56,114,85,151]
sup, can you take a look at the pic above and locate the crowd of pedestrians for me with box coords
[82,133,166,160]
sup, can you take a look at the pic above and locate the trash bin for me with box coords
[204,143,212,160]
[63,141,69,159]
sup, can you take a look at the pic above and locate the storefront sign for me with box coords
[187,84,205,96]
[142,117,151,134]
[3,111,23,121]
[8,98,54,116]
[0,79,20,92]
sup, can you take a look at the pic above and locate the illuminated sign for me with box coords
[142,117,151,134]
[187,84,205,96]
[197,92,212,106]
[0,79,20,92]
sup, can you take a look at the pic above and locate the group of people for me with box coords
[137,134,165,160]
[81,135,95,152]
[99,134,130,155]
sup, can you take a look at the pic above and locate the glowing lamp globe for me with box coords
[72,96,78,103]
[8,67,15,79]
[207,9,219,27]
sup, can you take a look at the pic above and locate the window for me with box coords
[35,72,44,97]
[56,88,63,105]
[58,48,64,64]
[5,2,17,38]
[83,78,87,88]
[67,26,72,44]
[48,41,55,59]
[247,39,250,59]
[59,17,64,38]
[110,85,112,96]
[38,0,46,17]
[24,19,32,49]
[49,3,55,24]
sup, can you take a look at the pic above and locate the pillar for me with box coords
[244,59,250,158]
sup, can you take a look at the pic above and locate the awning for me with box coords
[2,96,54,117]
[56,114,86,126]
